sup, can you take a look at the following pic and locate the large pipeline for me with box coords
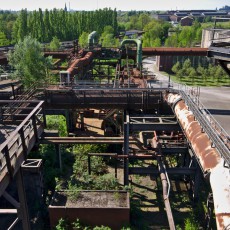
[67,52,94,83]
[121,39,142,69]
[88,31,98,47]
[165,93,230,229]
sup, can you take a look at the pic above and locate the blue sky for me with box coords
[0,0,229,11]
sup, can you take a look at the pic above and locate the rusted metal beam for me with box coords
[129,122,180,131]
[129,167,196,175]
[40,137,137,144]
[44,88,163,109]
[142,47,208,56]
[157,156,175,230]
[40,139,137,144]
[152,147,188,154]
[88,153,118,157]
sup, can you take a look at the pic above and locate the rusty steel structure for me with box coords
[1,37,230,229]
[142,47,208,56]
[0,100,45,229]
[165,92,230,229]
[60,51,94,85]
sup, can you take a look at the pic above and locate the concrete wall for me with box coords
[201,29,230,48]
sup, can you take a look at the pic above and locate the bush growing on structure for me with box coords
[49,36,61,50]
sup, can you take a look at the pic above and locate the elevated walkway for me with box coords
[0,101,44,196]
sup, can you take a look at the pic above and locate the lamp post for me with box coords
[168,74,171,88]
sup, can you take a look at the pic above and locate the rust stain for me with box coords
[166,93,230,230]
[167,93,221,171]
[215,213,230,230]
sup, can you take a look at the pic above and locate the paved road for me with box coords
[143,57,230,136]
[199,87,230,135]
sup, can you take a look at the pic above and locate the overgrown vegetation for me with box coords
[56,218,130,230]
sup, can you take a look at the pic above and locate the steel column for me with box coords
[32,115,38,144]
[16,168,31,230]
[3,146,13,179]
[123,110,130,186]
[193,163,201,202]
[19,129,28,159]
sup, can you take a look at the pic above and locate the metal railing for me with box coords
[0,101,44,195]
[179,89,230,166]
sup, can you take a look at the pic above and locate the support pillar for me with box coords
[55,144,62,170]
[16,168,31,230]
[193,162,201,202]
[88,155,91,175]
[123,110,130,186]
[80,112,85,131]
[205,193,214,230]
[11,84,16,99]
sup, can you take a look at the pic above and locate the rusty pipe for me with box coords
[165,93,230,229]
[157,155,175,230]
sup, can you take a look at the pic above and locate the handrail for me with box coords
[0,101,44,152]
[179,90,230,166]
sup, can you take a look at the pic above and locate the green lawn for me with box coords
[170,74,230,87]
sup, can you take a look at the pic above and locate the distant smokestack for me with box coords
[69,1,70,11]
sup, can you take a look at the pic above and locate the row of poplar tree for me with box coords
[11,8,118,43]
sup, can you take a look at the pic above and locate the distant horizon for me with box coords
[0,0,229,12]
[0,8,227,12]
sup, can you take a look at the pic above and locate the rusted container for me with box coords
[49,190,130,229]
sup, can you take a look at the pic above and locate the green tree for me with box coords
[78,32,89,48]
[177,69,185,81]
[182,59,192,75]
[208,64,216,81]
[12,9,28,43]
[197,65,205,76]
[0,32,10,45]
[100,26,119,47]
[151,38,161,47]
[172,61,181,74]
[165,33,178,47]
[8,36,52,87]
[142,20,171,47]
[50,36,61,50]
[137,13,151,30]
[43,9,52,42]
[102,34,118,47]
[215,66,225,84]
[189,67,197,84]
